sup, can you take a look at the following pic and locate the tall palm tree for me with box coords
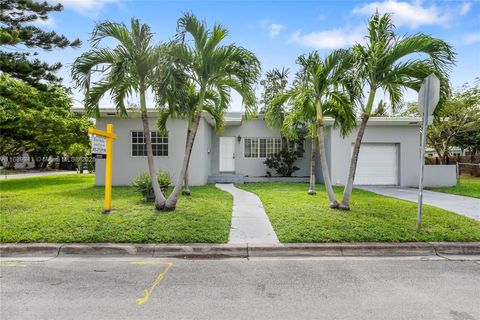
[280,99,317,195]
[162,13,261,210]
[339,12,455,210]
[71,19,184,210]
[270,50,357,205]
[157,82,225,196]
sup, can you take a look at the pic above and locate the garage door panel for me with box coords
[354,144,398,185]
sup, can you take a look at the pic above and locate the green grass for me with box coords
[0,174,232,243]
[427,176,480,199]
[237,182,480,243]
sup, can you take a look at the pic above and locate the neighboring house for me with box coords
[426,146,468,158]
[78,109,422,187]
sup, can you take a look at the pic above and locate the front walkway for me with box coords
[357,186,480,221]
[215,183,279,244]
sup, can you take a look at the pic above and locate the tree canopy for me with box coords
[0,74,92,166]
[0,0,81,89]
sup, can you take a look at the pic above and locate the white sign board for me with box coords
[417,74,440,117]
[91,135,107,155]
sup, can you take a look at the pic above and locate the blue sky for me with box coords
[32,0,480,110]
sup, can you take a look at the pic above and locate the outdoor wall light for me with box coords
[237,135,241,143]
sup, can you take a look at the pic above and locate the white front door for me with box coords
[354,143,399,185]
[219,137,236,172]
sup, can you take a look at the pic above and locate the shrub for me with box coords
[264,147,299,177]
[132,171,172,201]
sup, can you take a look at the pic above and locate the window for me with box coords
[131,131,168,156]
[244,138,281,158]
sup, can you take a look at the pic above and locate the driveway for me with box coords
[358,186,480,221]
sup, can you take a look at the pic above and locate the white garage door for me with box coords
[354,143,398,185]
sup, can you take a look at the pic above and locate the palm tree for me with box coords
[339,12,455,210]
[71,19,184,210]
[162,13,261,210]
[157,82,225,196]
[280,98,317,195]
[270,50,357,205]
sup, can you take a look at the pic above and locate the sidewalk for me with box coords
[0,170,80,180]
[215,183,279,244]
[357,186,480,221]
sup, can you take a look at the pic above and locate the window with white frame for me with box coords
[244,138,281,158]
[131,131,168,156]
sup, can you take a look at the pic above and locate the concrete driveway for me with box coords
[358,186,480,221]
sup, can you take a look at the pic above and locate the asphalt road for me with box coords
[1,256,479,320]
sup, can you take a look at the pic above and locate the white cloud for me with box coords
[288,26,365,49]
[260,20,285,39]
[463,32,480,45]
[52,0,121,16]
[459,2,471,15]
[352,0,449,28]
[269,23,285,38]
[31,17,55,28]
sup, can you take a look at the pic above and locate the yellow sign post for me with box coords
[88,124,117,214]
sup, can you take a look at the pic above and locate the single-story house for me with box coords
[83,108,426,187]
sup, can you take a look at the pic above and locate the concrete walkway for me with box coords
[358,186,480,221]
[215,183,279,244]
[0,170,80,180]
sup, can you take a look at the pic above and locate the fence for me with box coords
[427,155,480,177]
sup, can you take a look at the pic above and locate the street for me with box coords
[1,256,479,320]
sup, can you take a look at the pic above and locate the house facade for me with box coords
[89,109,422,187]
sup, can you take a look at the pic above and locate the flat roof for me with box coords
[72,108,421,127]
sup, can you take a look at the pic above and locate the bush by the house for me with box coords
[264,147,299,177]
[132,171,172,201]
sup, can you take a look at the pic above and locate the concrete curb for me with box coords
[1,242,479,258]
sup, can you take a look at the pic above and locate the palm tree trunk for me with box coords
[339,113,370,210]
[140,91,166,210]
[317,123,339,207]
[308,135,317,195]
[165,111,202,210]
[182,128,192,196]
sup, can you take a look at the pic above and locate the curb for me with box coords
[1,242,479,258]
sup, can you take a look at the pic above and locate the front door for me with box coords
[219,137,236,172]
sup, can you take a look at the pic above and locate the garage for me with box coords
[354,143,399,185]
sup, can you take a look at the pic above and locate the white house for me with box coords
[80,108,427,187]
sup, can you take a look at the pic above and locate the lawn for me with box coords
[427,176,480,199]
[237,183,480,243]
[0,174,232,243]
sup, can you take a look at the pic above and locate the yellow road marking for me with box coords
[0,262,27,267]
[135,262,173,305]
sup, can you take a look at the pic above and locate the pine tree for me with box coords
[0,0,81,89]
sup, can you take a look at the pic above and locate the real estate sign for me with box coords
[91,135,107,156]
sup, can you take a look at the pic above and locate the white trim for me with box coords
[130,130,169,157]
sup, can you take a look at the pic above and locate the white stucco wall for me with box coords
[212,119,312,177]
[424,165,457,187]
[329,124,421,187]
[95,116,211,186]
